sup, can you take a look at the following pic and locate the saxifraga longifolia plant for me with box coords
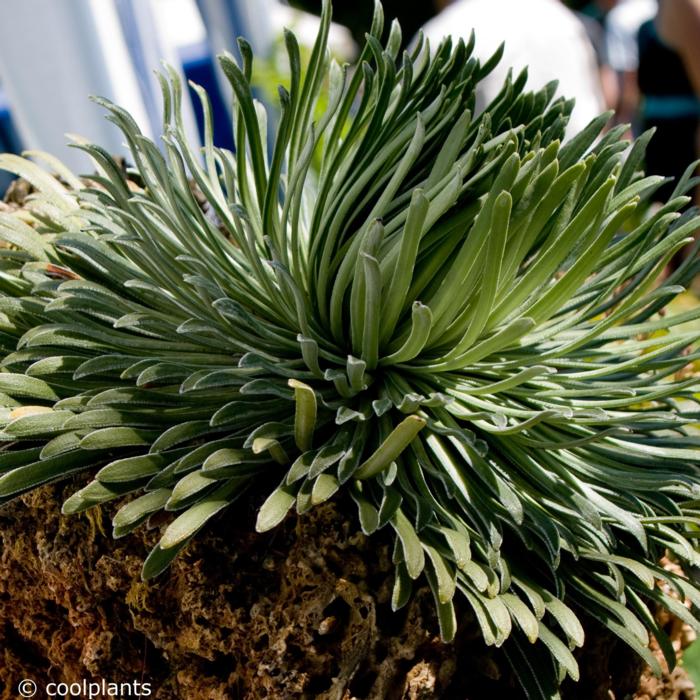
[1,2,700,695]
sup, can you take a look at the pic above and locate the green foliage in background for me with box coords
[0,2,700,696]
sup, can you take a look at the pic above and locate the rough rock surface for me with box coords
[0,478,696,699]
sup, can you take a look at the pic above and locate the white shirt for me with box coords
[421,0,606,138]
[605,0,657,72]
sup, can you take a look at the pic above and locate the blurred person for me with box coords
[604,0,656,126]
[421,0,606,137]
[638,0,700,201]
[577,0,619,23]
[657,0,700,93]
[562,1,620,109]
[575,1,620,109]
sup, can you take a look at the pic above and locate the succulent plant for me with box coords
[1,1,700,695]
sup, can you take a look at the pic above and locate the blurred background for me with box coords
[1,0,700,681]
[1,0,698,197]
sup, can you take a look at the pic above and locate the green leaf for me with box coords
[288,379,317,452]
[166,471,218,509]
[80,427,157,450]
[537,623,579,681]
[97,453,170,483]
[202,448,263,473]
[150,421,216,453]
[350,481,380,535]
[62,479,125,513]
[141,540,191,580]
[256,482,298,532]
[503,593,539,643]
[434,525,471,569]
[381,302,433,365]
[355,415,426,479]
[40,430,87,459]
[504,632,561,700]
[0,451,95,499]
[391,562,413,611]
[425,565,458,642]
[0,153,74,205]
[2,410,72,437]
[0,373,60,400]
[160,479,244,548]
[113,488,170,530]
[311,473,339,505]
[390,508,425,579]
[380,189,429,343]
[541,592,585,647]
[424,543,456,603]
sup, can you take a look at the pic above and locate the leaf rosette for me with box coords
[1,2,700,694]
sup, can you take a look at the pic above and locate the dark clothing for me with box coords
[638,18,700,199]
